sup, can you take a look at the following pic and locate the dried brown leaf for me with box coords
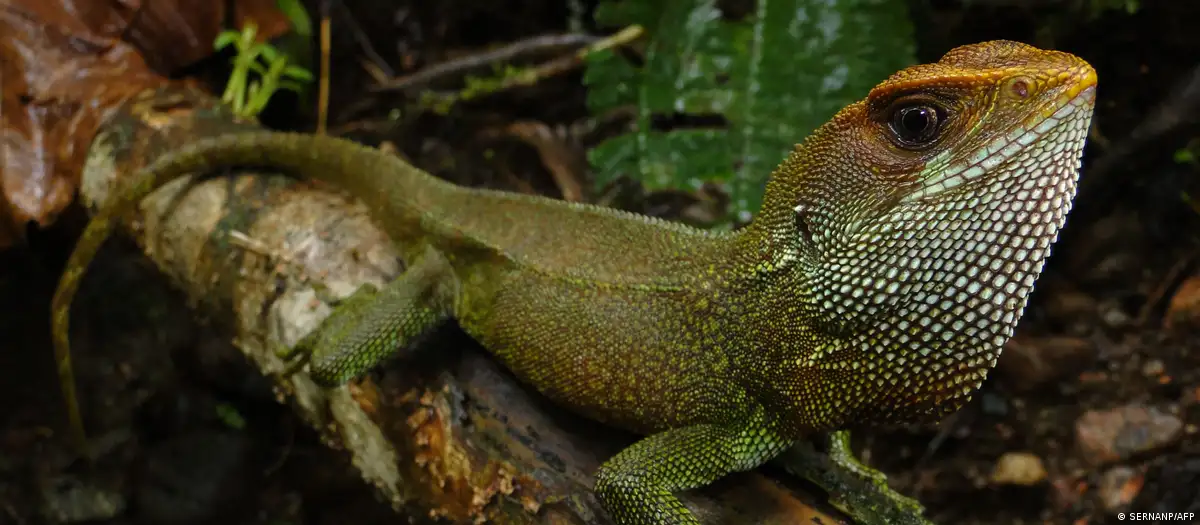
[0,0,290,249]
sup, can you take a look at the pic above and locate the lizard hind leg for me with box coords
[278,246,454,387]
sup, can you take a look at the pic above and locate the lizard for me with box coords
[51,40,1096,524]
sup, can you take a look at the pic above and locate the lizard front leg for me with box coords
[776,431,932,525]
[280,245,455,386]
[826,430,923,513]
[594,409,792,525]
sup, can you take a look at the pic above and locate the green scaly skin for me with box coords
[52,41,1097,524]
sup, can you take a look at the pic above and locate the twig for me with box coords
[1136,249,1198,327]
[3,501,25,525]
[370,32,605,94]
[317,0,331,134]
[415,25,644,111]
[485,121,587,202]
[334,0,395,79]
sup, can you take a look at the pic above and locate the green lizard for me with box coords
[52,40,1096,524]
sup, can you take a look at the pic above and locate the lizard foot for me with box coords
[275,281,383,375]
[826,430,925,515]
[776,432,931,525]
[276,247,452,386]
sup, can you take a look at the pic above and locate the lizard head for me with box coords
[753,40,1096,424]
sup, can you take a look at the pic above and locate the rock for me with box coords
[1098,299,1134,329]
[1183,385,1200,408]
[1164,274,1200,331]
[1049,475,1084,512]
[1042,289,1097,323]
[1097,466,1143,512]
[1132,456,1200,515]
[1075,405,1184,466]
[989,451,1048,486]
[39,475,126,523]
[997,335,1095,392]
[1141,358,1165,378]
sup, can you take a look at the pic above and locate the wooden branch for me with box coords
[75,84,848,525]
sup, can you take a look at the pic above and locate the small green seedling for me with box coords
[214,22,314,118]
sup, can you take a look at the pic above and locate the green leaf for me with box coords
[215,403,246,430]
[258,43,281,62]
[277,0,313,36]
[237,23,259,50]
[247,79,262,99]
[246,61,268,76]
[1174,148,1197,166]
[283,64,314,81]
[214,30,241,51]
[586,0,915,220]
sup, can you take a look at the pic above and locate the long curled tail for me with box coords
[50,131,445,456]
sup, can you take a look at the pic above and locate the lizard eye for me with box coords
[887,102,946,149]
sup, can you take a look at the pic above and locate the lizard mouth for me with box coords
[904,85,1097,202]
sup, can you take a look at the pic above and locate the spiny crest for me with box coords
[870,40,1097,100]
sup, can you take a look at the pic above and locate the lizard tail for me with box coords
[51,130,452,457]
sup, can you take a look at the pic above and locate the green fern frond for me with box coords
[585,0,915,221]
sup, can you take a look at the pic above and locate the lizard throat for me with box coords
[795,84,1095,426]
